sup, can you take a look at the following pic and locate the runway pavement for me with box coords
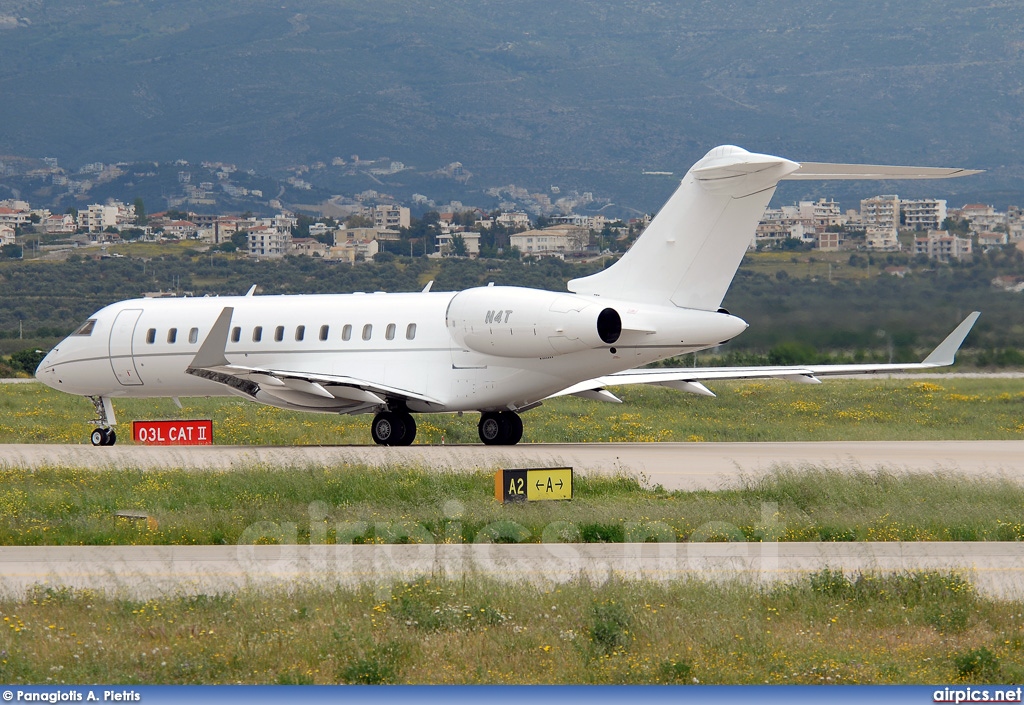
[2,440,1023,491]
[2,542,1023,600]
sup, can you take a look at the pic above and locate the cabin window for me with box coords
[319,325,329,341]
[230,327,241,343]
[295,325,305,342]
[342,324,352,341]
[385,323,396,340]
[362,324,372,341]
[73,319,97,336]
[189,327,199,344]
[167,328,177,344]
[253,326,263,342]
[406,323,417,340]
[274,326,284,342]
[146,328,156,344]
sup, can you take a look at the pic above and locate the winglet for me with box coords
[922,312,981,366]
[188,307,234,369]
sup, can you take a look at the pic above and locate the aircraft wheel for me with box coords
[478,412,508,445]
[371,411,406,446]
[91,428,114,447]
[395,412,417,446]
[500,411,523,445]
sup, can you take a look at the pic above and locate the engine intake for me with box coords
[447,286,621,358]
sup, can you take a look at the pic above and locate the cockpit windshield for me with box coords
[73,319,97,336]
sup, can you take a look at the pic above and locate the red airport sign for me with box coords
[132,419,213,446]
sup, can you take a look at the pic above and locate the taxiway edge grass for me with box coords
[2,377,1024,445]
[2,465,1024,546]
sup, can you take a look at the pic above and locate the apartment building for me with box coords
[902,198,947,231]
[510,226,589,257]
[371,205,410,230]
[961,204,1005,232]
[247,225,291,258]
[866,226,900,251]
[914,230,972,262]
[860,195,900,230]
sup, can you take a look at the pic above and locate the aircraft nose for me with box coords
[35,349,58,387]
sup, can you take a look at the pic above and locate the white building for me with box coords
[865,226,900,251]
[247,225,292,258]
[78,204,120,232]
[961,204,1005,232]
[798,198,843,230]
[902,198,947,231]
[977,231,1009,251]
[496,211,531,229]
[42,213,76,234]
[914,230,972,262]
[510,226,589,256]
[0,225,15,246]
[550,214,609,231]
[0,206,32,229]
[435,230,481,257]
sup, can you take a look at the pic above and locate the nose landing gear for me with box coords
[88,396,117,446]
[90,427,117,447]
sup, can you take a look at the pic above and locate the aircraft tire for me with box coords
[91,428,115,446]
[500,411,523,445]
[371,411,407,446]
[478,411,508,445]
[395,412,417,446]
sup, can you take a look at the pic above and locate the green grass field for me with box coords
[2,572,1022,685]
[2,377,1024,445]
[2,465,1023,547]
[3,378,1024,685]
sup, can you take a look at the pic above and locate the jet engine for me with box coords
[446,286,621,358]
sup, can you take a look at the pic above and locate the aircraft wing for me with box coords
[185,307,442,413]
[549,312,980,402]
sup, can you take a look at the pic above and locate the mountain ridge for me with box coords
[1,0,1022,211]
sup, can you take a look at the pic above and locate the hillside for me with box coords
[1,0,1023,212]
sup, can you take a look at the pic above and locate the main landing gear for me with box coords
[370,410,417,446]
[478,411,523,446]
[88,395,117,446]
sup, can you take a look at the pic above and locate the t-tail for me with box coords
[567,145,981,310]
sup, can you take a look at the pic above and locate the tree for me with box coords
[345,214,373,228]
[231,231,250,251]
[134,197,147,225]
[1,244,23,259]
[9,348,46,375]
[451,234,468,257]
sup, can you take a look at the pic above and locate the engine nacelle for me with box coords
[446,286,621,358]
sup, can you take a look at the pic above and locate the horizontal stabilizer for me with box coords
[786,162,983,180]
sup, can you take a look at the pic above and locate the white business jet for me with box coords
[35,146,981,446]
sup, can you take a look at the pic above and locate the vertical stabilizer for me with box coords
[568,146,799,310]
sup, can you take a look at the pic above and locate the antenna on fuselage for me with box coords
[245,285,257,297]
